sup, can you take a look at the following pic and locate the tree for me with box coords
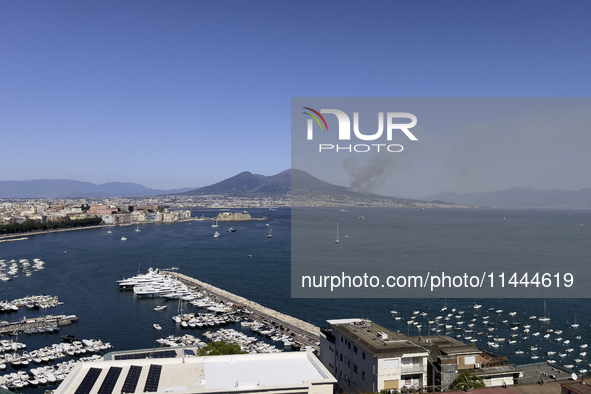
[450,372,485,391]
[198,341,247,356]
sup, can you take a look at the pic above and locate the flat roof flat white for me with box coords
[204,352,329,390]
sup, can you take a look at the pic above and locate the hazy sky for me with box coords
[2,1,590,194]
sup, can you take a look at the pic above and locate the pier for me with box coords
[0,314,78,336]
[167,272,321,350]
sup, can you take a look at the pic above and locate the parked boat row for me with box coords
[0,355,103,391]
[203,328,282,353]
[156,334,205,348]
[0,258,46,281]
[118,268,205,300]
[0,295,61,313]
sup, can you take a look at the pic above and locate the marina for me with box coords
[117,267,321,351]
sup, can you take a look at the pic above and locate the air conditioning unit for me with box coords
[474,363,481,369]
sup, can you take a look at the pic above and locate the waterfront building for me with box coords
[54,348,336,394]
[320,318,429,392]
[320,318,522,392]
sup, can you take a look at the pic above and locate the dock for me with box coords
[167,272,321,349]
[0,314,78,335]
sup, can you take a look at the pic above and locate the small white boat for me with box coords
[121,237,127,241]
[267,228,272,238]
[154,305,167,311]
[153,324,162,330]
[335,222,340,244]
[214,231,220,238]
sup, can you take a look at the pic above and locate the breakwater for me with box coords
[167,272,321,345]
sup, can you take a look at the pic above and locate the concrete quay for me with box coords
[167,272,321,348]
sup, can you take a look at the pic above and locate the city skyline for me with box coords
[2,1,591,198]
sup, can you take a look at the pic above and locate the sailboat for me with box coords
[538,301,551,322]
[571,314,579,328]
[267,228,273,238]
[335,222,340,244]
[441,299,448,312]
[134,223,141,232]
[211,219,219,228]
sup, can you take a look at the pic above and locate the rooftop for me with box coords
[54,350,336,394]
[561,380,591,394]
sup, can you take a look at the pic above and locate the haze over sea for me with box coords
[1,207,590,393]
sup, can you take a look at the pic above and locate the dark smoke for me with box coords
[342,153,397,194]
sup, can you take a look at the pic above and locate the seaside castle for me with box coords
[215,212,266,221]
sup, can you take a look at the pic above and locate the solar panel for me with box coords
[97,366,122,394]
[143,364,162,393]
[74,367,102,394]
[114,350,177,360]
[121,365,142,394]
[183,349,196,356]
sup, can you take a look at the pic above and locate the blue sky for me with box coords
[2,1,590,192]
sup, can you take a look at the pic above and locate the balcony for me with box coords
[401,364,426,374]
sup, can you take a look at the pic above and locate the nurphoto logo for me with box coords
[303,107,418,153]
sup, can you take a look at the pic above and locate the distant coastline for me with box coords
[0,219,198,241]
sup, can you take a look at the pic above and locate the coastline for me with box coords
[0,219,199,241]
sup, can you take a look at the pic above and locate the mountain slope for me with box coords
[0,179,193,198]
[181,170,291,196]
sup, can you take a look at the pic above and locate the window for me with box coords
[353,364,358,373]
[384,359,400,368]
[341,337,343,343]
[362,351,365,360]
[348,342,351,349]
[362,371,366,380]
[354,345,357,353]
[464,356,476,365]
[340,354,343,362]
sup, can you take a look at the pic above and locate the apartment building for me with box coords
[320,318,429,392]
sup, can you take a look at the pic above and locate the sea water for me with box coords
[1,207,590,392]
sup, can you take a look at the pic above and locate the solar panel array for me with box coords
[121,365,142,394]
[143,364,162,393]
[74,367,102,394]
[97,367,122,394]
[114,350,177,360]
